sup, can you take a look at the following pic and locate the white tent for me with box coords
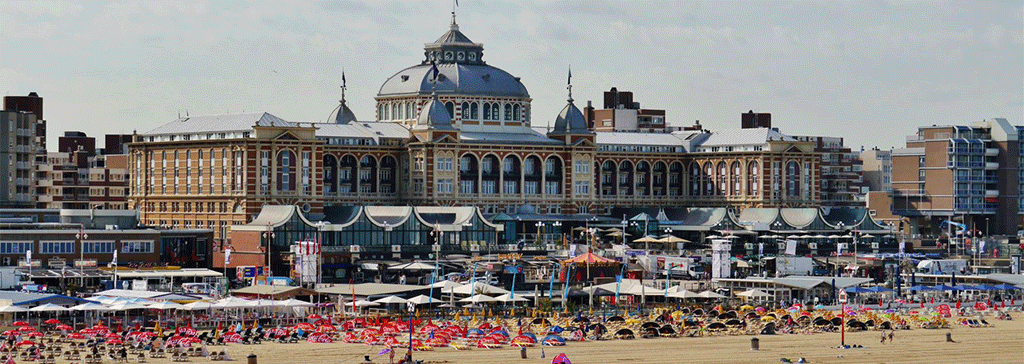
[405,295,437,305]
[373,295,409,305]
[353,300,380,307]
[29,303,65,312]
[212,297,251,309]
[69,302,110,311]
[458,294,498,304]
[667,289,700,299]
[109,302,151,311]
[278,298,314,308]
[696,291,727,299]
[736,289,772,299]
[0,305,28,313]
[182,301,214,311]
[452,282,509,295]
[493,293,528,303]
[146,301,185,310]
[430,280,462,292]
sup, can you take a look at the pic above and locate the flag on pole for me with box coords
[25,249,31,265]
[224,249,232,265]
[430,61,440,82]
[112,248,118,266]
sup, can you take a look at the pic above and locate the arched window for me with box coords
[717,162,727,195]
[748,161,760,196]
[731,161,742,195]
[405,102,413,119]
[278,150,295,191]
[504,103,513,120]
[690,163,701,196]
[444,101,455,119]
[704,162,714,196]
[382,104,389,120]
[391,103,399,120]
[469,102,479,120]
[786,161,800,197]
[490,102,500,120]
[378,104,384,121]
[461,102,470,120]
[483,103,491,120]
[513,104,521,121]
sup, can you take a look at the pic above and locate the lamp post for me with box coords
[664,227,673,253]
[262,224,275,284]
[551,221,562,247]
[429,224,443,304]
[76,226,87,287]
[314,221,329,287]
[620,215,627,245]
[535,221,545,247]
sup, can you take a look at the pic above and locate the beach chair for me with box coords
[137,353,147,363]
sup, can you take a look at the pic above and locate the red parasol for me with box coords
[65,333,85,339]
[307,314,322,319]
[56,324,73,331]
[106,338,124,345]
[15,340,34,346]
[2,330,19,336]
[44,319,61,325]
[18,326,34,332]
[11,321,29,327]
[26,332,43,338]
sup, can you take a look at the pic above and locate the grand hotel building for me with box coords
[127,18,821,241]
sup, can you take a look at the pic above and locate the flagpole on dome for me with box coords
[566,65,573,103]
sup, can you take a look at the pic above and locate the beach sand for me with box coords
[196,312,1023,364]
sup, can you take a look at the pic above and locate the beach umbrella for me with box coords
[12,321,29,326]
[992,284,1020,291]
[667,289,699,299]
[44,319,62,325]
[18,326,35,332]
[107,338,124,345]
[2,330,18,336]
[26,331,43,338]
[65,333,85,339]
[452,282,509,295]
[15,340,34,346]
[56,324,73,331]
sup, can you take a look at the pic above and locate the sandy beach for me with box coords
[185,312,1024,364]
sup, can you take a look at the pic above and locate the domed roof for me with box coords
[414,93,455,131]
[379,63,529,98]
[378,20,529,99]
[331,101,358,124]
[551,101,591,135]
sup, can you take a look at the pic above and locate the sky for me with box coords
[2,0,1022,151]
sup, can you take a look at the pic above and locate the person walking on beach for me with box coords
[880,331,886,344]
[887,330,894,343]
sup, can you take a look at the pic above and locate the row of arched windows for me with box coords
[376,99,527,122]
[322,154,398,195]
[689,161,761,197]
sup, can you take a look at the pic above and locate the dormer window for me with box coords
[401,75,410,82]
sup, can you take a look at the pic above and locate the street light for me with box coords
[76,226,88,286]
[262,224,275,283]
[314,221,329,287]
[663,227,673,253]
[551,221,562,247]
[534,221,545,246]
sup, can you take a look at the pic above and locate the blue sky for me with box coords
[2,0,1021,151]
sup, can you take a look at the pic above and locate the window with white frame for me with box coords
[121,241,154,253]
[574,160,589,174]
[502,180,518,194]
[0,241,32,254]
[261,151,270,193]
[524,181,539,194]
[436,179,453,194]
[546,181,560,195]
[481,180,496,194]
[83,241,116,254]
[460,180,475,194]
[302,151,311,194]
[574,181,589,195]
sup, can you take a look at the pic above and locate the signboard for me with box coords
[838,291,848,304]
[391,245,402,253]
[711,239,732,279]
[504,265,522,274]
[18,259,41,268]
[349,245,361,253]
[47,258,66,269]
[74,259,98,268]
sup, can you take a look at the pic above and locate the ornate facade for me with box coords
[127,17,821,240]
